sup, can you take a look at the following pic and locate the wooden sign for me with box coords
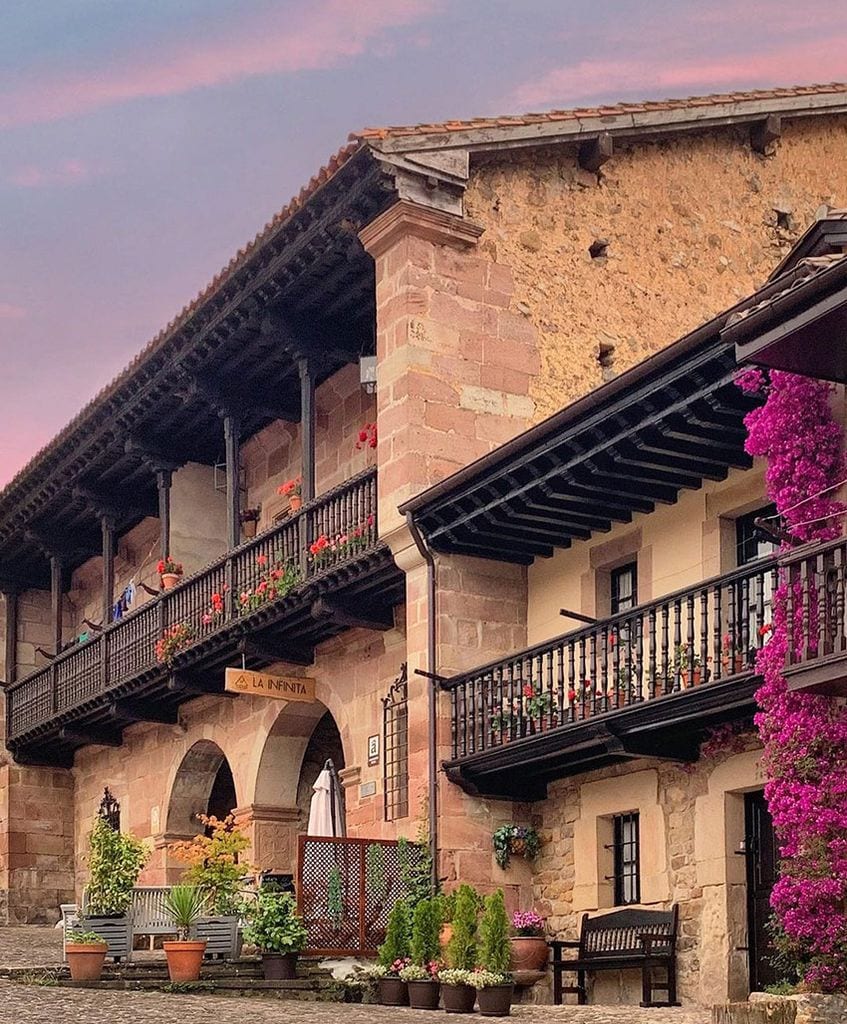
[225,667,316,702]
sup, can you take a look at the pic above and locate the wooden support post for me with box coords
[224,414,241,550]
[156,468,172,561]
[299,357,316,503]
[1,587,17,685]
[101,514,116,625]
[50,556,63,656]
[578,132,613,173]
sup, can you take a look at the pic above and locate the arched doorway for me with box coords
[167,740,237,838]
[296,711,345,825]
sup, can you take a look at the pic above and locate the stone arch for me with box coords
[166,739,238,837]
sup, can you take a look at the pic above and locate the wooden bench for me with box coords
[551,906,680,1007]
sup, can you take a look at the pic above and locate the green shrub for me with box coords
[478,890,511,975]
[243,889,307,955]
[85,816,149,917]
[163,884,208,940]
[446,884,479,970]
[378,899,412,968]
[410,897,442,967]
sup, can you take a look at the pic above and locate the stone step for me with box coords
[54,977,340,1001]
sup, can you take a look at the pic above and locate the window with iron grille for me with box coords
[610,562,638,616]
[612,812,640,905]
[383,664,409,821]
[736,506,778,566]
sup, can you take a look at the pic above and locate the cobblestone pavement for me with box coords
[0,984,711,1024]
[0,926,64,966]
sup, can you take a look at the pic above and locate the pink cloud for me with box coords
[9,159,97,188]
[509,35,847,110]
[0,304,26,320]
[0,0,438,130]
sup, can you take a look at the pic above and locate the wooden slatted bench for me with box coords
[551,905,680,1007]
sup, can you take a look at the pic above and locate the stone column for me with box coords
[233,804,302,876]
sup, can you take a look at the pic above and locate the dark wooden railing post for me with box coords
[101,514,116,626]
[299,357,316,504]
[51,556,63,657]
[1,585,18,686]
[224,415,241,551]
[157,468,172,561]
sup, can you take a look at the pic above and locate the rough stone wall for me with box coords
[466,113,847,420]
[535,735,762,1006]
[241,362,376,529]
[71,619,407,895]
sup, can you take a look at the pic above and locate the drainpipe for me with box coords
[405,511,438,890]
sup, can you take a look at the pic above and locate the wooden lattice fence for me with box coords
[296,835,426,955]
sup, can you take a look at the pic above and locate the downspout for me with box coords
[405,511,438,890]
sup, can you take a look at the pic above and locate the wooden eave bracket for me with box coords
[108,700,179,726]
[58,725,122,748]
[310,595,394,632]
[750,114,781,155]
[236,637,314,667]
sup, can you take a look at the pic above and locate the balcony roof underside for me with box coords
[443,675,759,800]
[0,150,393,586]
[404,329,760,565]
[9,546,402,768]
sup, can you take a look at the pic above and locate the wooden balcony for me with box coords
[782,537,847,696]
[442,557,778,800]
[6,469,402,766]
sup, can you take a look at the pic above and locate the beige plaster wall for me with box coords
[535,738,764,1006]
[527,464,768,646]
[467,114,847,422]
[170,462,228,569]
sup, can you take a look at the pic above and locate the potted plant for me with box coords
[239,506,261,539]
[168,814,250,960]
[277,476,303,512]
[400,896,442,1009]
[443,884,479,1013]
[509,909,547,971]
[376,899,412,1005]
[439,890,457,949]
[674,644,707,687]
[473,891,514,1016]
[157,556,184,590]
[82,816,149,961]
[162,884,208,982]
[492,825,541,870]
[65,929,108,982]
[243,888,307,980]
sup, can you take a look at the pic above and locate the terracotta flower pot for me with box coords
[66,943,108,982]
[378,976,409,1006]
[509,935,548,971]
[442,981,476,1013]
[477,984,514,1017]
[241,519,258,539]
[408,979,441,1009]
[261,952,298,980]
[289,495,303,513]
[160,573,180,590]
[681,668,702,688]
[163,939,206,982]
[440,922,453,948]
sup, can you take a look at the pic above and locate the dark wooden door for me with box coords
[745,791,778,992]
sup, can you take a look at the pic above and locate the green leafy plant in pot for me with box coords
[243,889,307,980]
[443,884,480,1013]
[65,929,108,983]
[399,897,443,1009]
[85,816,149,918]
[162,884,208,982]
[376,899,412,1005]
[473,890,514,1017]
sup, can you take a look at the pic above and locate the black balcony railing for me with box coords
[443,555,778,760]
[782,537,847,684]
[7,468,378,743]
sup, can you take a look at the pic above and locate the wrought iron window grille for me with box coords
[382,663,409,822]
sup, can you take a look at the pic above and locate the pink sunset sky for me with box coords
[2,0,845,485]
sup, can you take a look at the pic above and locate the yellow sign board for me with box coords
[225,667,316,702]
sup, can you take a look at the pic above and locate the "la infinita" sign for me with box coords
[224,667,316,702]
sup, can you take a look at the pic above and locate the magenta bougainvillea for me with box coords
[738,368,847,990]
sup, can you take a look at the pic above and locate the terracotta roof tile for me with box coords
[353,83,847,139]
[727,252,847,327]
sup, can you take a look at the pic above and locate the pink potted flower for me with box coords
[509,910,547,972]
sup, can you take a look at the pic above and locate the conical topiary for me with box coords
[479,889,511,975]
[410,896,442,967]
[446,883,479,970]
[378,898,411,968]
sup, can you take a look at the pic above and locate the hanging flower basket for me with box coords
[492,825,541,870]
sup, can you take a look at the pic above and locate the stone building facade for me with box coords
[1,85,847,1007]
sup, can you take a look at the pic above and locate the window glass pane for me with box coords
[613,812,640,906]
[610,562,638,615]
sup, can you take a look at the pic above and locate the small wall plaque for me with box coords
[360,780,377,799]
[367,734,380,766]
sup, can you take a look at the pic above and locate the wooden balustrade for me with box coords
[782,537,847,683]
[443,555,779,760]
[7,469,378,742]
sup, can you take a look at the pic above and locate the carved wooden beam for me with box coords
[578,132,614,173]
[750,114,781,155]
[311,596,394,632]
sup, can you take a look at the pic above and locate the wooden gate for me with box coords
[296,835,425,955]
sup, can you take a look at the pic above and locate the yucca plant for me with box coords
[163,884,208,940]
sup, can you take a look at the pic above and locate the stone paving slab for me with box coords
[0,981,710,1024]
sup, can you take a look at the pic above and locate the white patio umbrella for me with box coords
[307,758,346,836]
